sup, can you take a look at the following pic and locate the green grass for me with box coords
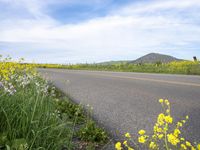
[36,61,200,75]
[0,76,109,150]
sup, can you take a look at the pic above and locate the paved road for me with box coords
[39,69,200,144]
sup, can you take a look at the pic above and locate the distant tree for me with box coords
[155,61,162,66]
[193,56,197,62]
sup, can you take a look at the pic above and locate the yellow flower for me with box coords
[159,99,164,103]
[186,115,189,120]
[157,113,165,125]
[138,136,146,143]
[186,141,192,147]
[158,134,164,139]
[182,120,186,124]
[165,115,173,124]
[191,146,195,150]
[197,144,200,150]
[166,109,170,114]
[177,122,183,127]
[181,144,187,150]
[125,132,131,138]
[156,127,162,133]
[123,140,128,146]
[149,142,157,149]
[167,133,180,146]
[138,130,146,135]
[115,142,122,150]
[165,99,170,105]
[181,138,185,141]
[174,128,181,137]
[128,147,134,150]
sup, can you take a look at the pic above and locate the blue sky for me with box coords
[0,0,200,63]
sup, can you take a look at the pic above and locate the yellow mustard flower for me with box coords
[165,115,173,124]
[138,130,146,135]
[182,120,186,124]
[197,144,200,150]
[159,99,164,103]
[158,134,164,139]
[115,142,122,150]
[138,136,146,143]
[128,147,134,150]
[156,127,162,133]
[181,138,185,141]
[186,141,192,147]
[149,142,157,149]
[165,99,170,105]
[177,122,183,127]
[123,140,128,146]
[191,146,195,150]
[125,132,131,138]
[167,133,180,146]
[181,144,187,150]
[166,109,170,114]
[157,113,165,125]
[174,128,181,137]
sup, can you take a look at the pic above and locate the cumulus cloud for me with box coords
[0,0,200,63]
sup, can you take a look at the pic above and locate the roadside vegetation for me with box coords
[36,61,200,75]
[115,100,200,150]
[0,55,109,150]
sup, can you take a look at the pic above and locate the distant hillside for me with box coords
[98,53,183,65]
[130,53,182,64]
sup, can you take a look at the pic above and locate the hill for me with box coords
[130,53,181,64]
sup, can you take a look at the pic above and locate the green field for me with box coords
[37,61,200,75]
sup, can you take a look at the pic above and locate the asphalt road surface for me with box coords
[39,69,200,146]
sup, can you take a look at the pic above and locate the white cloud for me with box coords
[0,0,200,63]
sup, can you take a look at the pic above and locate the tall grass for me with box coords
[0,77,73,149]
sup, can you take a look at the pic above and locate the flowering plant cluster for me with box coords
[0,56,55,97]
[115,99,200,150]
[0,55,109,149]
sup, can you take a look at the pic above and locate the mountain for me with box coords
[98,53,182,65]
[130,53,182,64]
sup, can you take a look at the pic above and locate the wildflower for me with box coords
[181,144,187,150]
[138,136,146,143]
[181,138,185,141]
[174,128,181,137]
[115,142,122,150]
[149,142,157,149]
[123,140,128,146]
[159,99,164,103]
[182,120,186,123]
[125,133,131,138]
[186,141,192,147]
[165,99,170,105]
[186,116,189,120]
[158,134,164,139]
[177,122,183,127]
[165,115,173,124]
[138,130,146,135]
[167,133,180,146]
[166,109,170,114]
[197,144,200,150]
[128,147,134,150]
[157,113,165,125]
